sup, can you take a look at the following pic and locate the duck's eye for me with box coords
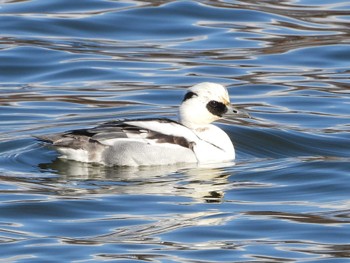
[206,100,227,117]
[208,101,218,107]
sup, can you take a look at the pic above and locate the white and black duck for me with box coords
[37,82,249,166]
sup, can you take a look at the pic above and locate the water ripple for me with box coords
[1,0,350,262]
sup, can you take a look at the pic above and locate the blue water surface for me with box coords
[0,0,350,262]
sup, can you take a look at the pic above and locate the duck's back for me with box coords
[37,119,198,166]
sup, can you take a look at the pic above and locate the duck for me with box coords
[37,82,249,166]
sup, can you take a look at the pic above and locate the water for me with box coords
[0,0,350,262]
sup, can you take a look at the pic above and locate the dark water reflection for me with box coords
[1,0,350,262]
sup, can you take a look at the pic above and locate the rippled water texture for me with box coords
[1,0,350,262]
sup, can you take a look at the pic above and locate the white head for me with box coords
[178,82,239,128]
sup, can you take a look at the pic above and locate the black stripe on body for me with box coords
[147,131,195,150]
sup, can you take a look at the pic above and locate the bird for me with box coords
[37,82,249,166]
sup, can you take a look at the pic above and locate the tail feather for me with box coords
[35,134,61,144]
[36,133,94,149]
[35,133,106,163]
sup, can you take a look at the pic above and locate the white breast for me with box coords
[192,125,235,163]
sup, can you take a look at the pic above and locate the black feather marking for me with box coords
[206,100,228,117]
[147,131,195,150]
[182,91,198,102]
[69,129,95,137]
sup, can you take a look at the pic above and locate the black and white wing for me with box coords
[38,118,198,151]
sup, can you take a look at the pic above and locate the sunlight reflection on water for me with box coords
[0,0,350,262]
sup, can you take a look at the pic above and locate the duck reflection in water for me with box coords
[39,158,240,203]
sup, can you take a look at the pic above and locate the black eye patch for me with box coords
[206,100,228,117]
[182,91,198,102]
